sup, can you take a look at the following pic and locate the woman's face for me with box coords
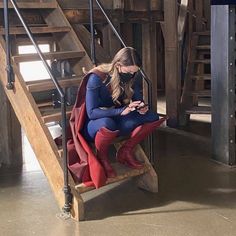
[119,65,139,75]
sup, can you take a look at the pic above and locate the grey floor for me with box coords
[1,118,236,236]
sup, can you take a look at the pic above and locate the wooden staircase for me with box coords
[0,0,159,221]
[180,31,211,124]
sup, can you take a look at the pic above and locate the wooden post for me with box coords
[0,82,22,167]
[102,22,122,58]
[142,22,157,112]
[164,0,180,127]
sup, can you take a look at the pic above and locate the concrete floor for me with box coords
[1,119,236,236]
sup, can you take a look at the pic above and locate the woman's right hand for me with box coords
[120,101,141,116]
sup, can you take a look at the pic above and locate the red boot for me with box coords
[95,127,119,178]
[117,118,166,169]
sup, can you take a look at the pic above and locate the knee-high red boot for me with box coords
[95,127,119,178]
[117,117,166,169]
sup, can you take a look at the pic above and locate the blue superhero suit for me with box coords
[83,73,159,141]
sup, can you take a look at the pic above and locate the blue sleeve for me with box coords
[86,74,125,120]
[132,80,144,101]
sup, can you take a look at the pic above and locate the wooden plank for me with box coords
[12,51,85,63]
[193,31,210,36]
[124,11,163,23]
[0,26,71,35]
[188,90,211,96]
[0,1,58,9]
[57,0,113,9]
[191,74,211,80]
[75,162,151,194]
[27,76,82,92]
[196,45,210,50]
[42,110,72,123]
[191,59,210,64]
[186,106,211,114]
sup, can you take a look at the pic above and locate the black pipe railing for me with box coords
[3,0,72,214]
[89,0,97,66]
[90,0,155,163]
[4,0,14,90]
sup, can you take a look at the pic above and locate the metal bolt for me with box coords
[230,62,233,66]
[230,140,234,143]
[230,36,234,40]
[230,114,234,118]
[230,89,233,92]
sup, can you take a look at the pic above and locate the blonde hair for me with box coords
[90,47,142,105]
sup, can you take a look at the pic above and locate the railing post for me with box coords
[89,0,97,66]
[3,0,14,90]
[61,98,72,213]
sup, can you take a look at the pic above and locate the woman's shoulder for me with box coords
[87,73,104,89]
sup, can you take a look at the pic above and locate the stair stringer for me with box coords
[41,5,94,75]
[0,37,84,221]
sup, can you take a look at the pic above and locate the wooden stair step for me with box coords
[189,90,211,97]
[191,59,211,64]
[41,107,72,123]
[0,26,71,35]
[27,76,82,92]
[37,100,53,108]
[196,45,210,50]
[75,162,152,194]
[191,74,211,80]
[193,31,210,36]
[0,1,57,9]
[13,50,85,63]
[186,106,211,114]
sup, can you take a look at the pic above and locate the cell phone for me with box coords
[136,103,148,110]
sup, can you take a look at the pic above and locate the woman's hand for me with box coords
[121,101,141,116]
[137,102,148,115]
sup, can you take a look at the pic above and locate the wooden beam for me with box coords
[57,0,113,9]
[72,24,111,63]
[124,11,163,23]
[102,22,122,58]
[63,9,124,24]
[164,0,180,127]
[142,22,157,112]
[0,82,22,167]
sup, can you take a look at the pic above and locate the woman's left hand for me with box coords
[137,102,148,115]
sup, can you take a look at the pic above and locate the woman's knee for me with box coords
[99,118,117,131]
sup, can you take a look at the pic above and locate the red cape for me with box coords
[67,69,107,188]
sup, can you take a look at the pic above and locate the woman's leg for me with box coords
[83,117,118,141]
[115,110,159,136]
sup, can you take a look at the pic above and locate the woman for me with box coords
[82,47,162,179]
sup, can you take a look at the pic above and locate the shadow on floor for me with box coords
[82,129,236,221]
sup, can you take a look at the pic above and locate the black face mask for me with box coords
[119,72,136,83]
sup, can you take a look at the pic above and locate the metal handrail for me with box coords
[89,0,97,66]
[90,0,155,163]
[3,0,72,214]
